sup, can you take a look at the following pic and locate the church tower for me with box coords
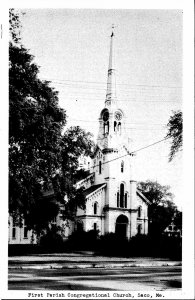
[75,28,149,239]
[97,29,127,151]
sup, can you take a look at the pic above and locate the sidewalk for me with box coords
[8,252,182,270]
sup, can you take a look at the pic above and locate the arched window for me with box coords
[120,183,124,208]
[94,202,97,215]
[114,121,117,132]
[99,161,102,174]
[118,122,121,134]
[121,161,124,173]
[138,206,142,218]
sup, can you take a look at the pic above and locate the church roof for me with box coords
[84,183,106,198]
[136,190,151,205]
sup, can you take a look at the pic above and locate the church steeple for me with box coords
[97,27,126,151]
[105,27,117,107]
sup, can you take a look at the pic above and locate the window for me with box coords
[121,161,124,173]
[94,223,97,231]
[114,121,117,132]
[117,192,119,207]
[138,206,142,218]
[120,183,124,208]
[23,220,28,239]
[12,227,16,239]
[12,218,16,239]
[94,203,97,215]
[99,161,102,174]
[124,193,127,208]
[118,122,121,134]
[117,183,127,208]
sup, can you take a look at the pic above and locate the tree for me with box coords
[138,180,178,236]
[9,10,95,234]
[166,110,183,161]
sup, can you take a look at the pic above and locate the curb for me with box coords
[9,262,182,270]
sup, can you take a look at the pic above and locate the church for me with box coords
[8,30,150,244]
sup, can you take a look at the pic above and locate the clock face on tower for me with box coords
[115,111,122,121]
[103,111,109,122]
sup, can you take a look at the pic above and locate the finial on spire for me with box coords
[111,24,115,37]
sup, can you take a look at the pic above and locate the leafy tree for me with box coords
[52,126,95,219]
[138,180,178,236]
[9,9,95,234]
[166,110,183,161]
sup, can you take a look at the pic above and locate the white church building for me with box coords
[9,30,150,244]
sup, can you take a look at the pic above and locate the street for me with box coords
[9,265,181,291]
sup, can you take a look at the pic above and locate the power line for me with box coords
[89,137,169,170]
[68,118,165,126]
[41,77,182,89]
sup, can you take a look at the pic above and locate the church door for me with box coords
[115,215,128,239]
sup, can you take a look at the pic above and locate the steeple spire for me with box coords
[105,25,117,106]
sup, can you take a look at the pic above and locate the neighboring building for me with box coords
[8,216,36,244]
[8,29,150,244]
[164,222,182,238]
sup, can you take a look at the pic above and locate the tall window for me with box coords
[94,202,97,215]
[117,192,119,207]
[99,161,102,174]
[12,227,16,239]
[124,193,127,208]
[114,121,117,132]
[94,223,97,231]
[118,122,121,134]
[120,183,125,208]
[138,206,142,218]
[121,161,124,173]
[12,218,16,239]
[117,183,127,208]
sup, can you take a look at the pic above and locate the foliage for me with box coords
[39,224,64,249]
[9,10,95,234]
[9,41,66,228]
[138,180,179,237]
[9,8,23,44]
[52,126,95,218]
[166,110,183,161]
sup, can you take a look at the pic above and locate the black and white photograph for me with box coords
[0,1,194,299]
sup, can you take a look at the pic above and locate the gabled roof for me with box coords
[84,183,106,199]
[136,190,151,205]
[75,172,94,186]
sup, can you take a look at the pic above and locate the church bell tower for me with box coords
[97,28,127,151]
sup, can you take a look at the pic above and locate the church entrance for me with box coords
[115,215,128,239]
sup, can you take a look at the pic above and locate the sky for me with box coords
[18,9,183,208]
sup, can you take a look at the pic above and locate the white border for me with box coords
[0,0,194,299]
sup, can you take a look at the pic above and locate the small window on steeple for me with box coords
[121,161,124,173]
[118,122,121,134]
[114,121,117,132]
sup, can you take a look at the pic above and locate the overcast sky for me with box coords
[19,9,183,208]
